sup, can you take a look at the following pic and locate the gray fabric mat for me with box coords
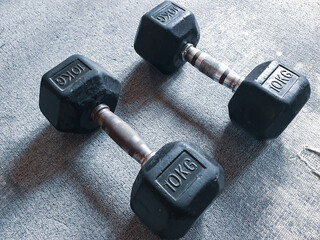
[0,0,319,239]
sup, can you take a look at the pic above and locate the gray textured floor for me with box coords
[1,0,320,239]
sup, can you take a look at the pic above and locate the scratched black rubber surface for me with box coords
[0,0,319,239]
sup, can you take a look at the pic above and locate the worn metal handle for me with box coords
[182,44,244,92]
[92,104,155,165]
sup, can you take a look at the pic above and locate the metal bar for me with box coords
[182,44,244,92]
[92,104,155,165]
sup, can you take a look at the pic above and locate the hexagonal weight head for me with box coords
[134,1,200,74]
[39,55,121,133]
[131,141,224,239]
[228,61,311,139]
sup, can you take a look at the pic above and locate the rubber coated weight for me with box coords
[131,141,224,239]
[39,55,121,133]
[134,1,200,74]
[228,61,310,139]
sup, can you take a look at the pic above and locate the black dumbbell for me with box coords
[134,1,311,140]
[39,55,224,239]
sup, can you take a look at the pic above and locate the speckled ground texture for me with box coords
[0,0,319,239]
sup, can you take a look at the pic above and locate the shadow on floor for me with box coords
[214,122,267,184]
[119,61,219,142]
[5,126,88,196]
[3,125,136,237]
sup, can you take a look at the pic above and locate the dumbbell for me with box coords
[39,55,224,239]
[134,1,311,140]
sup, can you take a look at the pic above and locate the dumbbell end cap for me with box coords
[134,1,200,74]
[39,55,121,133]
[228,61,310,139]
[131,141,224,238]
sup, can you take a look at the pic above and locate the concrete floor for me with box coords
[0,0,319,239]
